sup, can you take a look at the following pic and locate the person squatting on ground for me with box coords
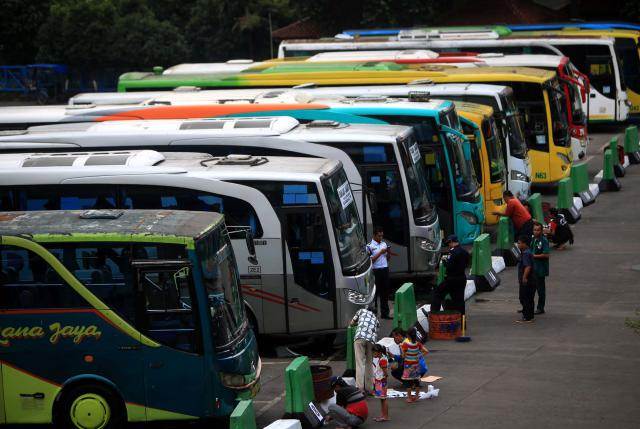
[326,377,368,428]
[367,226,392,319]
[389,328,427,382]
[547,208,574,250]
[531,222,550,315]
[493,190,534,239]
[372,344,390,423]
[401,328,430,403]
[516,235,537,323]
[430,234,470,315]
[349,307,379,393]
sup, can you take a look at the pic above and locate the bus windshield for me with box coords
[440,105,462,132]
[500,93,528,159]
[566,82,586,125]
[615,37,640,93]
[399,135,437,224]
[548,82,571,148]
[322,167,369,273]
[482,117,507,183]
[445,133,479,201]
[196,227,246,349]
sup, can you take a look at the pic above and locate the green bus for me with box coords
[0,209,260,427]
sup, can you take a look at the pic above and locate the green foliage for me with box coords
[626,310,640,335]
[0,0,52,63]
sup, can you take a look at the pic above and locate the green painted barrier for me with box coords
[470,233,491,276]
[556,177,573,209]
[570,162,589,194]
[393,283,417,332]
[284,356,315,414]
[609,137,619,159]
[495,216,514,250]
[436,259,446,285]
[527,193,544,223]
[603,149,615,180]
[230,400,256,429]
[345,325,356,373]
[624,126,639,153]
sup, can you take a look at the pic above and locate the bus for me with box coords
[302,51,589,159]
[0,150,372,336]
[507,25,640,119]
[0,209,260,425]
[0,117,442,280]
[115,63,571,185]
[275,33,629,122]
[454,101,507,225]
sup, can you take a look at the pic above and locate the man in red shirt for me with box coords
[493,190,534,239]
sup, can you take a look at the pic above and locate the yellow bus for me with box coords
[455,101,507,225]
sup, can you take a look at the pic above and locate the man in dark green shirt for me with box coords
[531,222,550,314]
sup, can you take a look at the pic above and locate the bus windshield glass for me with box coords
[440,105,462,132]
[322,167,369,273]
[615,37,640,93]
[445,133,479,201]
[500,93,528,159]
[482,118,507,183]
[399,134,437,224]
[196,227,245,349]
[548,82,571,148]
[566,82,586,125]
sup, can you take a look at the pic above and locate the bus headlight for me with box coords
[510,170,529,182]
[556,152,571,165]
[459,211,478,225]
[419,239,436,252]
[346,289,368,304]
[220,373,249,388]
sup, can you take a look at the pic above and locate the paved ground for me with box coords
[254,126,640,429]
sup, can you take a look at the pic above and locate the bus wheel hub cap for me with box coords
[71,393,110,429]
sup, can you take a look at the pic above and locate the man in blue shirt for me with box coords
[516,235,536,323]
[367,226,391,319]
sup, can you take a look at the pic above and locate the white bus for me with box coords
[0,117,441,281]
[0,150,373,336]
[277,35,629,122]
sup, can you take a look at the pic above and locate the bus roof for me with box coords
[0,151,342,183]
[342,25,513,38]
[0,209,223,243]
[508,22,640,32]
[507,27,640,38]
[454,101,494,117]
[118,64,557,91]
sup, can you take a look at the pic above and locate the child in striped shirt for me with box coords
[400,328,429,403]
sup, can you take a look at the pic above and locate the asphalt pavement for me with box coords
[254,125,640,429]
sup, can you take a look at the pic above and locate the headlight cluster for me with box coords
[557,152,571,165]
[459,211,478,225]
[419,239,437,252]
[220,373,249,388]
[346,289,368,304]
[510,169,529,182]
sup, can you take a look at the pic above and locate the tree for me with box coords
[0,0,52,64]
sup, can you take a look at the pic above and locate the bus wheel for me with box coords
[55,383,124,429]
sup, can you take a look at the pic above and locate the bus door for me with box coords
[133,260,206,418]
[279,206,336,333]
[419,144,454,236]
[361,165,410,275]
[585,54,617,120]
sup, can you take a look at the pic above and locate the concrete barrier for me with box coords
[470,233,500,291]
[343,326,355,377]
[284,357,315,415]
[570,161,597,205]
[556,177,581,223]
[263,420,302,429]
[393,283,418,332]
[492,216,519,266]
[527,193,544,223]
[609,137,625,177]
[624,126,640,164]
[230,400,256,429]
[599,149,622,192]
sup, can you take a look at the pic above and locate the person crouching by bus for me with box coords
[367,226,391,319]
[430,235,470,316]
[547,208,574,250]
[493,190,534,239]
[325,377,368,428]
[349,307,379,393]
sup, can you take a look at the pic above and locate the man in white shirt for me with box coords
[366,226,391,319]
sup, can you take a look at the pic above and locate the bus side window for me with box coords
[138,264,200,354]
[16,185,116,210]
[587,55,616,96]
[283,209,332,300]
[0,245,88,309]
[120,185,263,237]
[0,188,15,211]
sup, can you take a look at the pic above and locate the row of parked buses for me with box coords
[1,21,637,428]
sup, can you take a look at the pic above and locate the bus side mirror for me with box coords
[245,231,258,265]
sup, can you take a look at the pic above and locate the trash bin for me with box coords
[428,311,462,340]
[310,365,333,401]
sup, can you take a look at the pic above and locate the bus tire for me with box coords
[54,382,125,429]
